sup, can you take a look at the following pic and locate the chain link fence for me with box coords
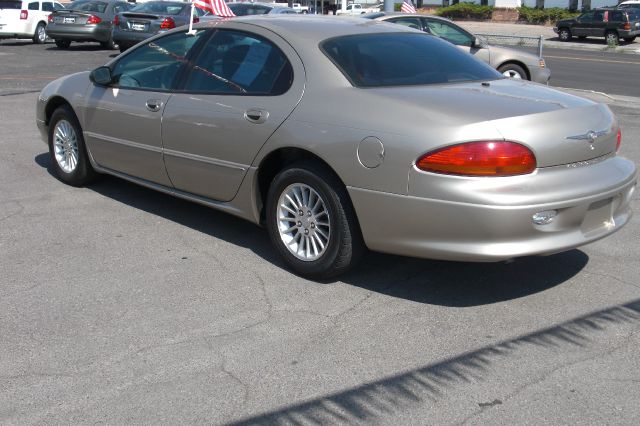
[475,34,545,58]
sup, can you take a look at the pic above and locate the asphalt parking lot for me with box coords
[1,41,639,424]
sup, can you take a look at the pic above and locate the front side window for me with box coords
[112,30,206,90]
[182,30,293,95]
[322,33,499,87]
[593,11,605,22]
[424,19,473,46]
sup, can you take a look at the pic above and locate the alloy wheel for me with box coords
[276,183,331,261]
[53,119,79,173]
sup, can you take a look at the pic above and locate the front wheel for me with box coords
[266,162,363,279]
[33,22,46,44]
[48,105,97,186]
[498,63,527,80]
[55,39,71,49]
[558,28,572,42]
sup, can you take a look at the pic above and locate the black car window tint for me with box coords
[0,1,22,9]
[425,19,472,46]
[322,33,499,88]
[611,11,623,21]
[184,30,293,95]
[28,2,38,10]
[112,30,206,90]
[593,11,604,22]
[388,17,422,30]
[54,2,63,9]
[42,2,53,11]
[579,11,594,22]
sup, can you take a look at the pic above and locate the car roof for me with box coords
[194,15,410,44]
[369,12,454,24]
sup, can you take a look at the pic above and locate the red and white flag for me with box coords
[400,0,416,14]
[193,0,235,17]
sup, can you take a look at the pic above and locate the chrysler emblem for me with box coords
[566,129,608,150]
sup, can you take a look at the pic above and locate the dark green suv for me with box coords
[554,8,640,44]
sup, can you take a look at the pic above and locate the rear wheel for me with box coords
[265,162,363,279]
[33,22,46,44]
[558,28,572,41]
[605,31,619,45]
[498,63,527,80]
[48,105,97,186]
[55,39,71,49]
[100,37,116,50]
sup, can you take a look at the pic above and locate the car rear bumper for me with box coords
[348,157,636,262]
[112,28,155,46]
[46,23,111,42]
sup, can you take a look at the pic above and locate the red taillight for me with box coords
[113,15,119,26]
[616,128,622,151]
[48,14,54,23]
[416,141,537,177]
[160,17,175,29]
[624,22,631,30]
[86,15,101,24]
[20,10,28,19]
[192,16,199,24]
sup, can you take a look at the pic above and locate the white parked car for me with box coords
[0,0,64,43]
[336,3,379,15]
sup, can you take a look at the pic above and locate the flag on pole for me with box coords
[193,0,235,17]
[400,0,416,14]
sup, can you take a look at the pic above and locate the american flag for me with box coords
[193,0,235,17]
[400,0,416,14]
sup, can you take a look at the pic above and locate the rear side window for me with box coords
[28,1,38,10]
[610,11,623,21]
[321,33,500,88]
[183,30,293,95]
[0,0,22,9]
[42,2,53,11]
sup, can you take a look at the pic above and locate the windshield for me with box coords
[130,2,187,15]
[321,33,500,87]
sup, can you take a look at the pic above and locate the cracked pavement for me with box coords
[0,47,639,425]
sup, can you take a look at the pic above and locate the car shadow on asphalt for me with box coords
[44,43,114,52]
[35,153,589,307]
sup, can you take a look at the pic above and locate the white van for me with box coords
[0,0,64,43]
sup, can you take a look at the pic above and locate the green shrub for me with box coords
[516,6,580,24]
[435,3,493,20]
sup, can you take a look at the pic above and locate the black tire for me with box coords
[48,105,97,186]
[265,162,364,279]
[605,31,619,46]
[497,63,528,80]
[118,44,129,53]
[558,28,571,42]
[55,39,71,49]
[624,36,636,43]
[100,37,116,50]
[33,22,46,44]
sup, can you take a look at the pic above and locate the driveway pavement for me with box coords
[1,78,639,424]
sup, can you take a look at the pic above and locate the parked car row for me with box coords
[554,6,640,45]
[36,16,636,278]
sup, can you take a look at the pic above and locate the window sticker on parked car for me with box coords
[232,42,271,87]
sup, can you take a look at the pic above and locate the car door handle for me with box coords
[146,99,163,112]
[244,109,269,124]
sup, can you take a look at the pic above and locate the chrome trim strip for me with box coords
[83,131,163,154]
[566,129,609,141]
[163,148,247,172]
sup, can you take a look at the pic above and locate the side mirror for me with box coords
[473,36,487,48]
[90,66,113,86]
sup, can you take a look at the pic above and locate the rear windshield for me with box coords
[0,1,22,9]
[130,2,186,15]
[321,33,500,88]
[69,0,107,13]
